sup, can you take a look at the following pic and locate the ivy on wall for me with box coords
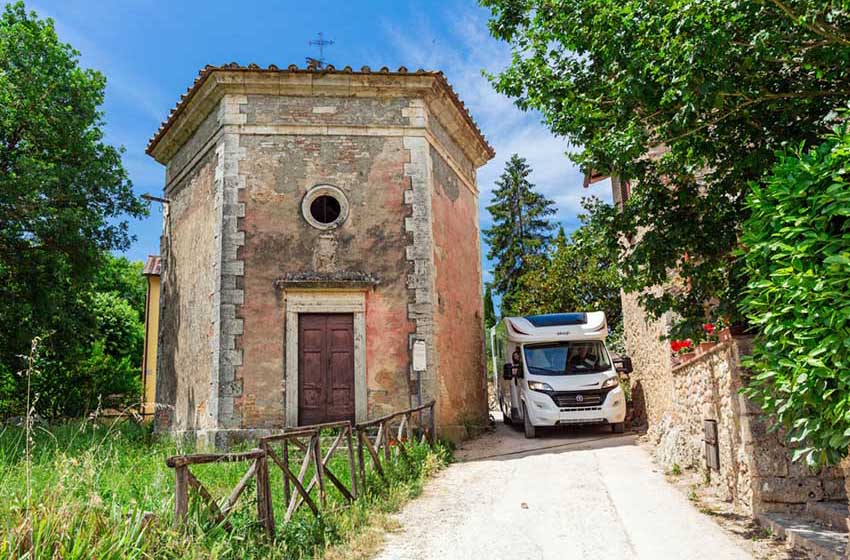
[741,124,850,467]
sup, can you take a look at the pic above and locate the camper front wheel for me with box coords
[522,403,536,439]
[611,422,625,434]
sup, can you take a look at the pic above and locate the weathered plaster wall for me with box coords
[242,94,413,127]
[166,108,222,185]
[234,94,417,429]
[652,338,845,514]
[622,290,674,430]
[156,150,218,433]
[430,147,488,438]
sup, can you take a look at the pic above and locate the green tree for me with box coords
[481,0,850,339]
[484,154,555,312]
[92,255,146,317]
[741,125,850,467]
[0,3,146,416]
[483,285,497,329]
[513,198,622,326]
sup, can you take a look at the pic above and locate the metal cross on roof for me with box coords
[307,32,334,69]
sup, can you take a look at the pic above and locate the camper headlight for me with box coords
[600,376,620,389]
[527,381,554,392]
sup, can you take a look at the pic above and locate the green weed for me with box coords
[0,420,449,559]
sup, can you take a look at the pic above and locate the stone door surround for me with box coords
[284,290,367,427]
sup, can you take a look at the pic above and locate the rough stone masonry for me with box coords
[146,65,494,447]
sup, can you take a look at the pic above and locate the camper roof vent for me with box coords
[524,313,588,328]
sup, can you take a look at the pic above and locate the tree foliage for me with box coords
[92,256,146,318]
[741,125,850,467]
[0,254,146,417]
[484,285,497,329]
[513,198,622,326]
[484,154,555,312]
[482,0,850,338]
[0,3,146,417]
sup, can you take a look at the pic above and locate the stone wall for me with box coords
[621,290,674,430]
[430,146,488,439]
[650,337,845,513]
[156,148,219,435]
[235,94,416,430]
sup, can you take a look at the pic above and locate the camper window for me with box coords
[523,341,611,375]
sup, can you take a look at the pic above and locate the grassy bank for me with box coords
[0,420,449,559]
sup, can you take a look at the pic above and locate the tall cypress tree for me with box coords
[484,154,555,313]
[483,284,497,328]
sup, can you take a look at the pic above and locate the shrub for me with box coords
[741,124,850,467]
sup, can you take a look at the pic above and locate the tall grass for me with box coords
[0,420,450,559]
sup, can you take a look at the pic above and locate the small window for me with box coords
[301,185,349,230]
[310,195,341,224]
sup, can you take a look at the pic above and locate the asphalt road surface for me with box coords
[374,420,753,560]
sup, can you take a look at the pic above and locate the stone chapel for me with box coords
[146,64,494,446]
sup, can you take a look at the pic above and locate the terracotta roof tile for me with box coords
[146,63,494,159]
[142,255,161,276]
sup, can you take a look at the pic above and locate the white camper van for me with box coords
[492,312,632,438]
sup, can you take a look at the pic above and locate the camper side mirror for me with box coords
[614,356,633,375]
[502,363,514,380]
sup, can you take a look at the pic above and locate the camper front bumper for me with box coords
[524,385,626,426]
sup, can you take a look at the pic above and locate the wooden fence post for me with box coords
[345,424,359,499]
[174,465,189,530]
[313,434,326,508]
[282,441,291,505]
[428,402,436,445]
[357,429,366,490]
[256,448,275,539]
[382,420,391,464]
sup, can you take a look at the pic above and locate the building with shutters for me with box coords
[146,64,494,447]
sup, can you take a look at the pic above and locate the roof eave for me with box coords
[146,65,495,167]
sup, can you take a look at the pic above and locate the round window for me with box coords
[301,185,349,230]
[310,195,341,224]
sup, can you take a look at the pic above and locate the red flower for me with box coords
[671,339,694,353]
[703,323,715,334]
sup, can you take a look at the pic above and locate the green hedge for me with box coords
[741,124,850,467]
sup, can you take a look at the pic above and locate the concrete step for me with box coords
[808,501,849,532]
[757,512,847,560]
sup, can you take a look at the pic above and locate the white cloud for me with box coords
[382,3,611,236]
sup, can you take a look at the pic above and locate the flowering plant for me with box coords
[670,339,693,355]
[702,322,719,342]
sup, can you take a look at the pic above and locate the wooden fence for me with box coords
[165,400,436,538]
[355,400,436,485]
[259,420,358,532]
[165,449,272,532]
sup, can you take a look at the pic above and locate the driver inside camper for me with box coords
[567,343,598,371]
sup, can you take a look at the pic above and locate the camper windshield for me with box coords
[523,341,611,375]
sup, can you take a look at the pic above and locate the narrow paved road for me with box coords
[375,420,753,560]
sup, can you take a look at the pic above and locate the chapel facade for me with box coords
[146,64,494,446]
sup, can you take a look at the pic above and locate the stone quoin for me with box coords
[147,64,494,447]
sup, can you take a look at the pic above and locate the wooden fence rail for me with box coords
[354,400,435,488]
[165,449,271,532]
[164,400,436,539]
[258,421,359,538]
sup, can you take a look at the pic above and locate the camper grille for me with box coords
[549,388,613,408]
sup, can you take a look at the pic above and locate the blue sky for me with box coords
[33,0,611,284]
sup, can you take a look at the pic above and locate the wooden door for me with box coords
[298,313,355,426]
